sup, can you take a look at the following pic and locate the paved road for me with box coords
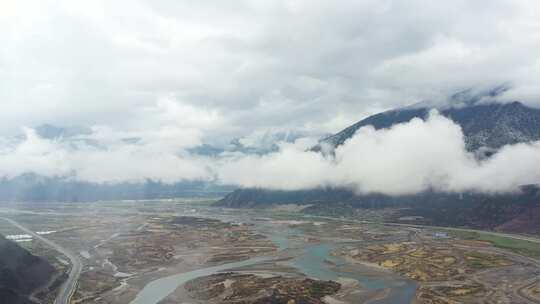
[1,217,82,304]
[384,222,540,244]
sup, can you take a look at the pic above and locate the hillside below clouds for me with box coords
[216,97,540,234]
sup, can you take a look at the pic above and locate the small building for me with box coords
[433,231,449,239]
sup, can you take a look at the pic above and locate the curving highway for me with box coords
[1,217,82,304]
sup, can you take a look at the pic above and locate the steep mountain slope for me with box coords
[0,235,57,304]
[313,101,540,153]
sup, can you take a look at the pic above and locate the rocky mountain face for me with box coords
[216,98,540,234]
[0,235,57,304]
[313,101,540,153]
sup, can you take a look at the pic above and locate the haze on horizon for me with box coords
[2,0,540,194]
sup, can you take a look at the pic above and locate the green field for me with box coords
[448,230,540,259]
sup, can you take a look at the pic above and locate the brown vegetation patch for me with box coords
[185,272,341,304]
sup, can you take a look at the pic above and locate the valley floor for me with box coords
[0,200,539,304]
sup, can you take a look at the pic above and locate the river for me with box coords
[130,206,417,304]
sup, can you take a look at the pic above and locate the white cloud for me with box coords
[218,141,331,190]
[0,128,71,178]
[218,112,540,195]
[1,112,540,194]
[449,141,540,192]
[0,124,210,184]
[68,144,210,184]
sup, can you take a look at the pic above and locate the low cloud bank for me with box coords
[218,112,540,195]
[0,127,211,184]
[1,112,540,195]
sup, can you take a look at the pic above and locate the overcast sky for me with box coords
[2,1,540,190]
[2,0,540,141]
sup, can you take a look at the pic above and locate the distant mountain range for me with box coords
[0,174,234,203]
[189,130,307,156]
[216,92,540,234]
[34,124,92,139]
[33,123,306,157]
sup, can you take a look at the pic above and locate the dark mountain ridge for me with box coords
[314,101,540,153]
[0,235,57,304]
[217,186,540,233]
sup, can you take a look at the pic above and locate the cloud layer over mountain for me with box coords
[2,112,540,195]
[0,126,211,183]
[219,112,540,194]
